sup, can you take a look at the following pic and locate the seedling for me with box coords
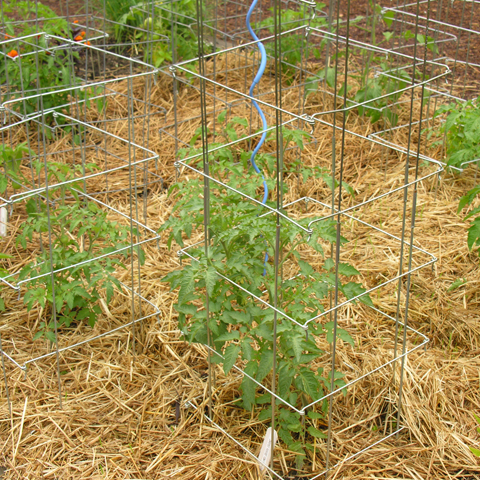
[14,161,144,341]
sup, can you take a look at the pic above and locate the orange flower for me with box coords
[85,40,91,46]
[74,35,82,41]
[4,34,12,40]
[7,49,18,58]
[80,31,86,37]
[73,20,79,24]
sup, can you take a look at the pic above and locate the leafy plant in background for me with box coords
[259,5,326,80]
[0,143,31,194]
[161,112,371,469]
[0,3,94,130]
[432,98,480,262]
[352,62,411,126]
[99,0,143,41]
[15,161,144,342]
[458,186,480,259]
[1,1,70,38]
[350,11,437,127]
[109,0,203,67]
[314,7,437,127]
[433,97,480,170]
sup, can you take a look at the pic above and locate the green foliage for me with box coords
[110,0,202,67]
[447,277,467,292]
[101,0,143,37]
[434,97,480,170]
[311,8,435,126]
[161,112,370,467]
[433,99,480,263]
[0,47,88,123]
[458,185,480,257]
[353,63,411,126]
[0,2,95,128]
[349,22,435,126]
[15,161,143,341]
[0,143,31,194]
[1,1,69,38]
[258,5,326,80]
[469,413,480,457]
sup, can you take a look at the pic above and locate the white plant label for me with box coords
[0,207,7,237]
[257,427,278,472]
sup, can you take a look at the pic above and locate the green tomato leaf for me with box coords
[338,262,360,276]
[467,218,480,251]
[307,426,328,439]
[470,446,480,457]
[215,331,240,342]
[256,349,274,384]
[223,344,240,375]
[241,360,258,410]
[45,330,57,343]
[205,266,217,296]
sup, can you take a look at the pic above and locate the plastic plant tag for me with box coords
[257,427,278,472]
[0,207,7,237]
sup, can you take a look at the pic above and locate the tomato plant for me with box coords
[1,1,69,38]
[458,186,480,259]
[0,2,94,128]
[431,98,480,262]
[13,160,144,342]
[161,112,371,468]
[110,0,205,67]
[470,413,480,457]
[433,97,480,170]
[259,5,326,80]
[0,142,31,195]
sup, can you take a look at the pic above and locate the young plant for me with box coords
[315,8,436,127]
[430,98,480,262]
[458,185,480,259]
[100,0,144,41]
[353,62,411,126]
[433,97,480,170]
[0,142,31,194]
[15,161,144,341]
[110,0,203,67]
[1,1,70,38]
[161,113,371,470]
[0,2,94,128]
[259,5,326,81]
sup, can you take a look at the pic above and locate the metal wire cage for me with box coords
[155,0,449,477]
[0,112,161,374]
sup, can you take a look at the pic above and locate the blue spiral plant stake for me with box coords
[246,0,269,273]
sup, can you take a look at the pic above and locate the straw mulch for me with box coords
[0,59,480,480]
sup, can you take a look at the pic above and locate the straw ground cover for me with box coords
[0,65,479,479]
